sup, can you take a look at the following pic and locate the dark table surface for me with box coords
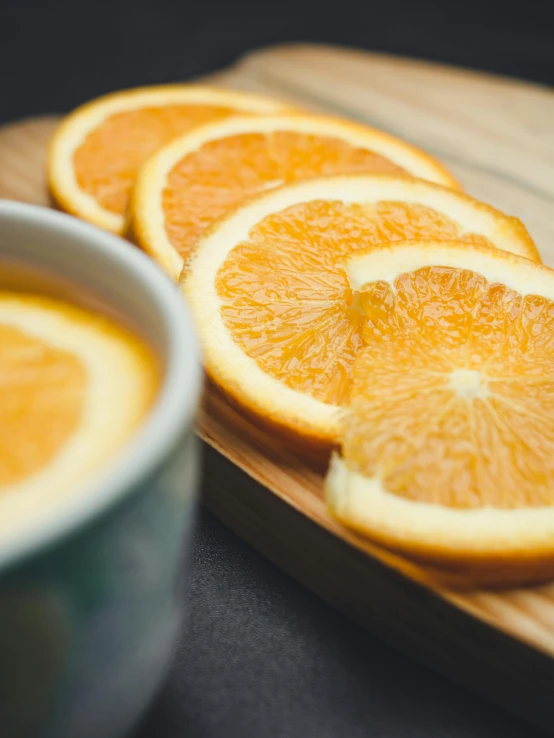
[2,1,554,736]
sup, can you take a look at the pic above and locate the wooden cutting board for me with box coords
[2,43,554,733]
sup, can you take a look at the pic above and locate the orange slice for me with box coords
[0,293,157,535]
[48,85,292,234]
[325,240,554,580]
[182,175,538,446]
[130,114,460,278]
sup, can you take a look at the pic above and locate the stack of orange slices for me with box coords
[48,86,293,234]
[127,114,460,278]
[49,83,554,583]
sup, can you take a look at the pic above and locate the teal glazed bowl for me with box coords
[0,201,201,738]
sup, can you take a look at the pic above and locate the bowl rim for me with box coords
[0,200,202,573]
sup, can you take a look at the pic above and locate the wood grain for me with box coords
[2,43,554,732]
[0,117,58,207]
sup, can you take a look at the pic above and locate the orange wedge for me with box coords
[325,240,554,581]
[130,114,460,278]
[48,85,292,234]
[0,293,157,534]
[182,175,538,446]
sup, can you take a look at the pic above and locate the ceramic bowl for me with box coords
[0,200,201,738]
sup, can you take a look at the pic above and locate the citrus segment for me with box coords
[48,86,292,233]
[183,175,538,444]
[74,104,243,216]
[162,132,407,262]
[326,241,554,573]
[0,322,85,487]
[0,294,158,505]
[131,116,461,278]
[217,201,493,407]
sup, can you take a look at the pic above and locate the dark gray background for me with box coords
[1,1,554,735]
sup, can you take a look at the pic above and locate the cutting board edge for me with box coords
[202,442,554,733]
